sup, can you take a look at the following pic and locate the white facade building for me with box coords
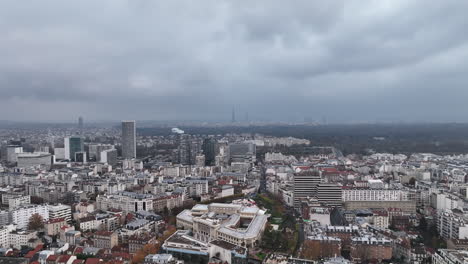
[97,191,154,213]
[11,204,49,230]
[8,195,31,210]
[431,193,460,211]
[176,203,268,247]
[437,210,468,240]
[342,189,409,202]
[48,204,72,223]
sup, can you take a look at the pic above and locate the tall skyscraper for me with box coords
[177,134,191,165]
[177,134,202,165]
[202,138,216,166]
[64,136,84,161]
[78,116,84,129]
[293,170,322,210]
[122,120,136,159]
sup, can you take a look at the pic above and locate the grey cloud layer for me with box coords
[0,0,468,122]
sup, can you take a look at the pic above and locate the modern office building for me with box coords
[17,152,52,169]
[6,145,23,163]
[177,134,192,165]
[202,138,216,166]
[317,183,343,207]
[293,170,322,209]
[11,204,49,230]
[122,121,136,159]
[64,136,84,161]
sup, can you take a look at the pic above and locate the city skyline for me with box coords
[0,1,468,122]
[0,1,467,262]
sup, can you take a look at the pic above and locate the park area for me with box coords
[252,194,299,260]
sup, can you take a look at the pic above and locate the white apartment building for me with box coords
[96,191,154,213]
[431,193,460,211]
[433,249,468,264]
[79,217,99,231]
[48,204,72,223]
[0,210,10,226]
[186,180,209,197]
[342,189,409,202]
[0,225,15,248]
[437,210,468,240]
[8,195,31,210]
[9,230,37,249]
[79,214,119,232]
[0,227,8,248]
[11,204,49,230]
[220,185,234,198]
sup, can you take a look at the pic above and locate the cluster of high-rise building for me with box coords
[0,123,317,263]
[0,121,467,263]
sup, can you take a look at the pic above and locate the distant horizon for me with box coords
[2,119,468,126]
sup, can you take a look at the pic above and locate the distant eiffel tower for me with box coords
[231,107,236,123]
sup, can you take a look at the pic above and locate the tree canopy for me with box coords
[28,213,44,231]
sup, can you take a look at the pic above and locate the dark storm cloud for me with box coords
[0,0,468,122]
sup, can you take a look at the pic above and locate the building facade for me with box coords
[122,121,136,159]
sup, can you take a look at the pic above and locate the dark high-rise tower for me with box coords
[78,116,83,129]
[202,138,216,166]
[177,134,202,165]
[64,136,84,161]
[122,120,136,159]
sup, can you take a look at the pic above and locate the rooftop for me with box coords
[210,240,247,256]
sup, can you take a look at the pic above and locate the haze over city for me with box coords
[1,0,468,123]
[3,1,468,264]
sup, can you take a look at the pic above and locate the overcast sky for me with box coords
[1,0,468,123]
